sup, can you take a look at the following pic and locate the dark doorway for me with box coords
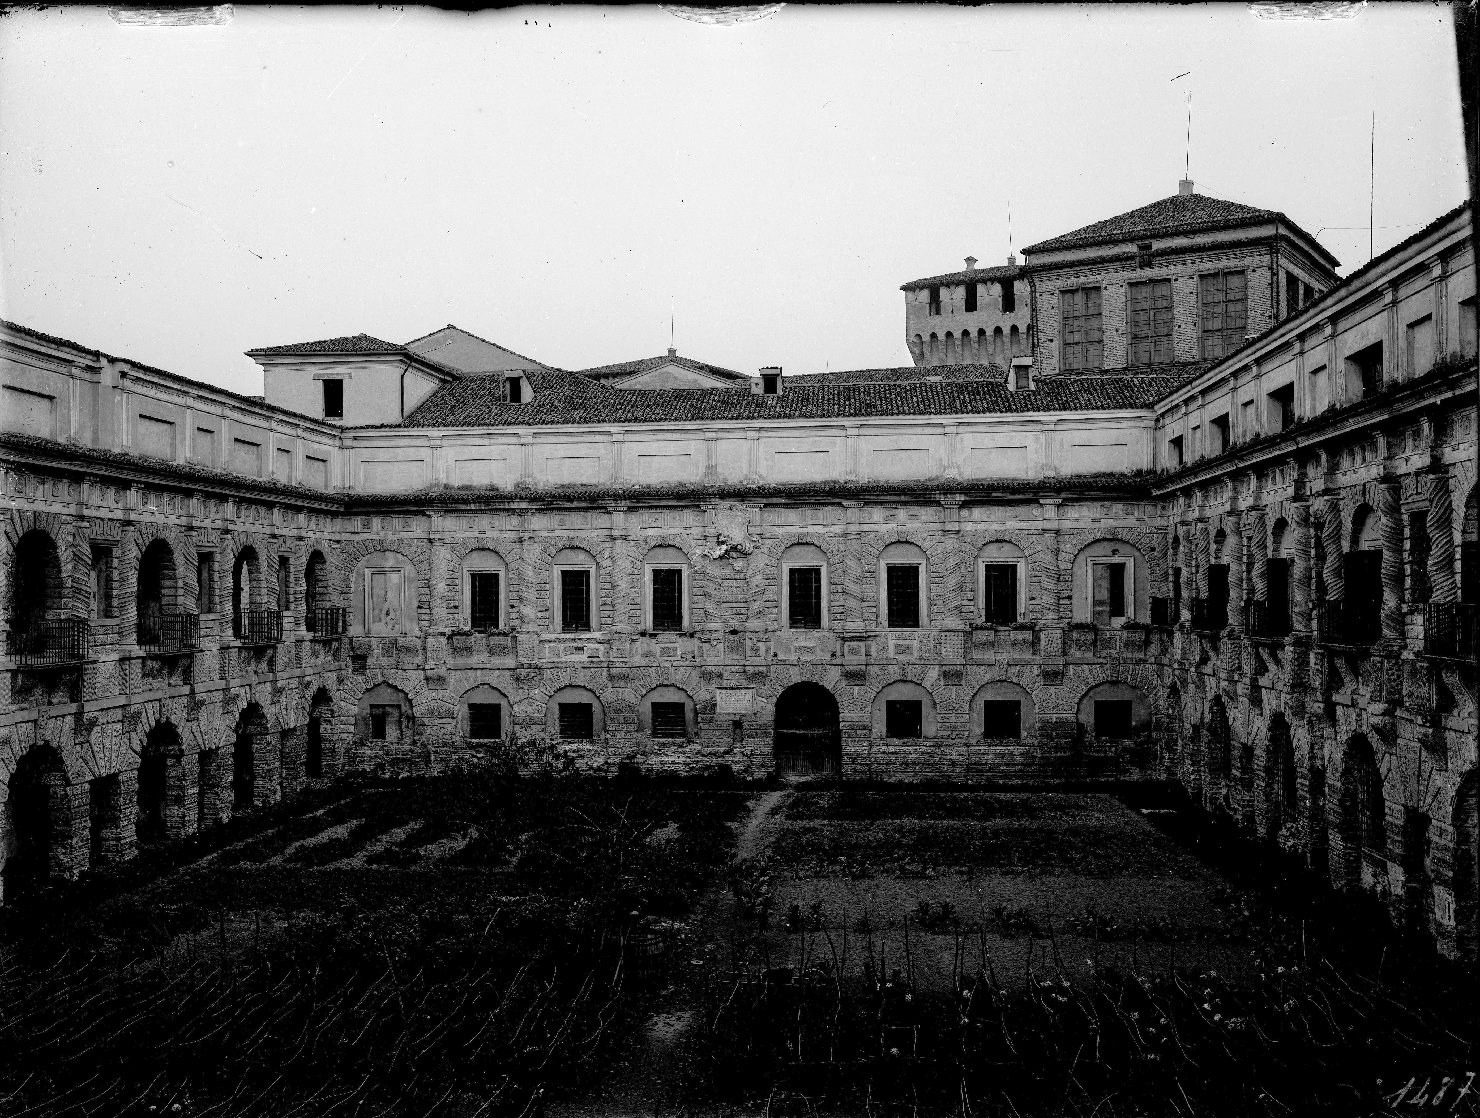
[773,682,841,777]
[5,746,68,896]
[137,720,178,844]
[306,716,323,780]
[233,704,267,812]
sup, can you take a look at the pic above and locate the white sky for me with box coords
[0,4,1468,395]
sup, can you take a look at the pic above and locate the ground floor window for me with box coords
[884,699,923,739]
[558,702,595,740]
[1094,700,1133,740]
[981,700,1022,740]
[650,702,687,738]
[370,705,401,742]
[468,703,502,740]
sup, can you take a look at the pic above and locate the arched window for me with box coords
[928,333,940,365]
[1207,696,1232,776]
[461,548,507,632]
[1077,682,1150,743]
[873,680,936,740]
[307,687,333,780]
[351,550,417,637]
[1343,733,1387,870]
[1071,539,1148,625]
[910,334,924,365]
[137,719,183,843]
[136,538,179,649]
[644,545,689,632]
[1268,518,1292,634]
[992,327,1005,367]
[232,702,270,812]
[232,546,262,640]
[5,744,72,893]
[640,685,696,739]
[548,685,604,741]
[1009,324,1022,357]
[552,547,598,633]
[781,543,828,630]
[1343,505,1382,641]
[462,684,512,742]
[976,328,988,362]
[879,541,928,629]
[357,682,413,748]
[9,529,64,629]
[976,540,1027,624]
[303,549,336,635]
[959,330,974,363]
[972,680,1035,742]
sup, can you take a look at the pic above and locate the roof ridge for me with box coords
[402,323,549,369]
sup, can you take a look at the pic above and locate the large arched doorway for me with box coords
[233,703,269,812]
[4,745,71,896]
[1263,713,1297,843]
[137,720,181,844]
[773,682,840,777]
[307,687,333,781]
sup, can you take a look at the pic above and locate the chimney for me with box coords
[964,256,977,270]
[758,366,783,396]
[1179,178,1195,196]
[667,346,677,358]
[1007,253,1017,267]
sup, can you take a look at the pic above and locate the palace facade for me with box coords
[2,185,1475,954]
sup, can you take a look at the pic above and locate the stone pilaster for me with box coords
[1379,478,1404,641]
[1427,468,1457,603]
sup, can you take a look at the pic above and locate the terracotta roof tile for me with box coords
[246,333,405,356]
[577,353,749,382]
[900,264,1020,292]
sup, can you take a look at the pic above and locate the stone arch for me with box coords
[959,330,974,363]
[970,679,1035,741]
[976,328,988,362]
[927,333,940,365]
[873,679,937,739]
[1351,503,1380,552]
[547,685,605,741]
[349,549,420,637]
[306,686,334,780]
[992,327,1005,367]
[135,537,182,647]
[232,702,270,812]
[1453,769,1479,958]
[774,681,840,776]
[637,684,697,739]
[1264,712,1296,841]
[859,533,954,629]
[461,683,513,742]
[1009,324,1022,357]
[4,743,73,894]
[750,533,846,630]
[1076,681,1151,746]
[974,538,1028,624]
[1206,695,1232,777]
[1069,537,1151,624]
[944,331,957,364]
[136,718,185,843]
[1339,731,1387,889]
[304,548,330,614]
[7,527,67,629]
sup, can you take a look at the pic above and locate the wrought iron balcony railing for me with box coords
[138,609,199,655]
[1316,598,1379,646]
[6,616,89,668]
[305,606,347,638]
[1243,600,1290,640]
[235,609,283,646]
[1190,597,1227,633]
[1425,602,1477,659]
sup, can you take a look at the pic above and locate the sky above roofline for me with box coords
[0,6,1466,397]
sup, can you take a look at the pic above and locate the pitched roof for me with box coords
[577,353,749,382]
[245,333,405,356]
[1022,191,1339,267]
[396,363,1192,429]
[900,264,1020,292]
[403,324,549,372]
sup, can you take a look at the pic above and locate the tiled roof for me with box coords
[790,364,1009,387]
[403,324,549,372]
[245,334,405,356]
[577,353,749,382]
[900,264,1020,292]
[1022,191,1339,267]
[397,364,1191,429]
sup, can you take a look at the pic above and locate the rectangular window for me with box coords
[558,702,594,740]
[927,285,941,315]
[1136,242,1154,270]
[1094,700,1133,740]
[91,544,116,619]
[506,376,523,404]
[964,282,977,313]
[322,379,344,419]
[1286,270,1301,318]
[1267,557,1292,631]
[470,571,500,631]
[885,564,922,628]
[1240,398,1256,439]
[1406,314,1434,378]
[197,552,215,614]
[1199,270,1248,360]
[1061,286,1103,371]
[277,556,290,610]
[650,568,684,631]
[1268,382,1295,432]
[1012,365,1030,391]
[981,700,1022,740]
[981,563,1019,624]
[1169,434,1184,467]
[1000,279,1015,313]
[560,569,592,632]
[1091,561,1128,624]
[1408,510,1430,604]
[1209,412,1230,454]
[1346,341,1384,397]
[468,703,502,740]
[650,702,687,738]
[885,699,923,739]
[787,566,824,629]
[365,567,406,636]
[1208,563,1230,628]
[1459,297,1477,359]
[370,705,400,742]
[1127,279,1173,366]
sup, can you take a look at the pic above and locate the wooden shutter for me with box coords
[1084,287,1103,369]
[367,569,405,636]
[1092,564,1112,624]
[1062,288,1083,370]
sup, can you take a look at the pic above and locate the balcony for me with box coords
[6,617,89,668]
[1149,597,1176,627]
[138,609,199,656]
[1316,599,1378,647]
[1425,602,1477,659]
[1243,600,1290,641]
[235,609,283,646]
[1190,597,1227,634]
[305,606,348,639]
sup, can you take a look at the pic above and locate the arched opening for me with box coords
[1009,324,1022,357]
[1340,732,1386,889]
[4,744,71,896]
[1071,539,1148,626]
[992,327,1005,367]
[1340,505,1382,643]
[9,529,63,630]
[774,682,840,777]
[1266,517,1292,636]
[971,680,1034,742]
[304,550,341,635]
[462,683,513,744]
[233,703,269,812]
[1076,681,1151,748]
[959,330,974,363]
[137,720,181,844]
[136,538,179,648]
[1453,771,1479,958]
[927,333,940,366]
[944,331,957,364]
[1207,696,1232,778]
[873,680,937,740]
[307,687,333,780]
[976,328,988,363]
[910,334,924,365]
[357,682,414,756]
[232,547,262,640]
[1164,683,1183,765]
[1264,713,1296,841]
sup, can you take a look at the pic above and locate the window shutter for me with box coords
[1092,564,1112,625]
[1108,562,1126,618]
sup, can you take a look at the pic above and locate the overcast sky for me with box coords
[0,4,1468,395]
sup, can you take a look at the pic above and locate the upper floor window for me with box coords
[1136,242,1154,270]
[1128,279,1173,366]
[463,548,507,632]
[964,283,977,313]
[1000,279,1015,314]
[977,541,1027,625]
[552,547,597,633]
[91,543,116,619]
[880,542,928,629]
[1459,296,1477,358]
[927,285,942,316]
[1061,287,1103,371]
[505,376,523,404]
[781,543,827,630]
[1345,341,1384,398]
[645,545,688,632]
[1168,434,1184,467]
[1199,270,1247,360]
[1406,314,1434,378]
[1209,412,1230,454]
[1267,382,1295,433]
[1090,558,1129,623]
[322,379,344,420]
[197,552,215,614]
